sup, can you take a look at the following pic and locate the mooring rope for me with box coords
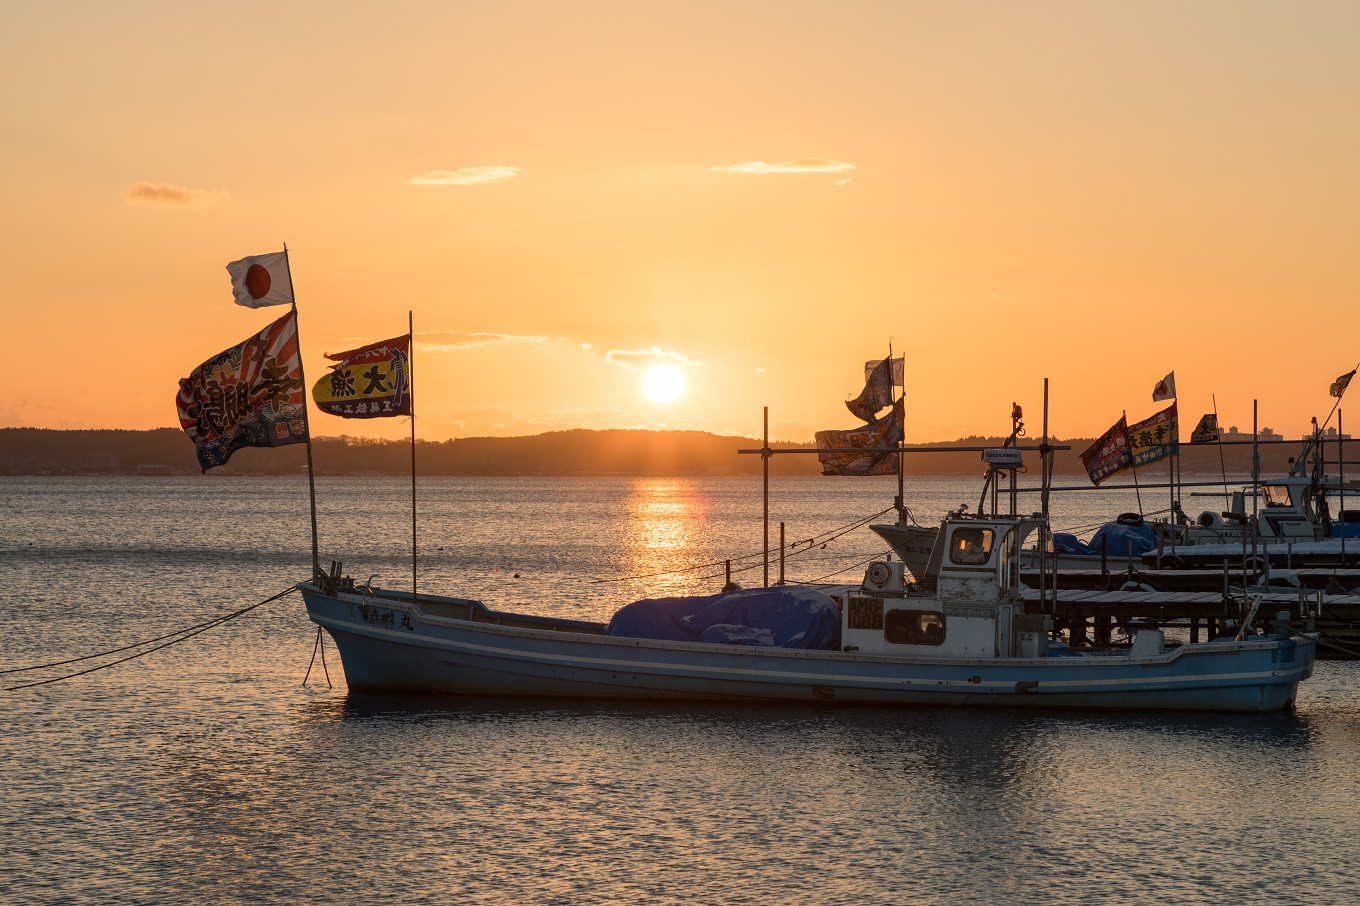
[3,587,297,692]
[1313,633,1360,658]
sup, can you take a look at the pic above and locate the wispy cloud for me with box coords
[711,158,855,175]
[603,345,702,370]
[408,166,520,186]
[835,178,853,186]
[415,330,547,352]
[124,181,225,208]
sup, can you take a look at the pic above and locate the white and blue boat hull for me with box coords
[299,583,1313,712]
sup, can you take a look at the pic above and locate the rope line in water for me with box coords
[4,587,297,692]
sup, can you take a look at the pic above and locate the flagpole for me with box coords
[1294,363,1357,477]
[1213,394,1229,511]
[762,406,769,588]
[891,343,904,522]
[1338,408,1346,566]
[1126,411,1144,514]
[409,310,417,606]
[283,244,322,581]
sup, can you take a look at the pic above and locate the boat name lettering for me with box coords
[847,597,884,630]
[359,607,414,631]
[943,605,992,619]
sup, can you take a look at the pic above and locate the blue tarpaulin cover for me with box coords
[606,586,842,650]
[1053,522,1158,557]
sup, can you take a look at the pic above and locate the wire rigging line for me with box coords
[589,507,894,584]
[4,587,296,692]
[795,550,895,584]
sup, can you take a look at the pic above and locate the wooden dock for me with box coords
[1018,586,1360,656]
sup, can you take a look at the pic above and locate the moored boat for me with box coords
[300,505,1315,712]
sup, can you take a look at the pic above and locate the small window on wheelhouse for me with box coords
[884,610,946,645]
[1264,485,1294,508]
[949,527,994,565]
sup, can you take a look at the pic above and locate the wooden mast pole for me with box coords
[763,406,769,588]
[409,310,417,604]
[284,243,321,581]
[891,343,904,522]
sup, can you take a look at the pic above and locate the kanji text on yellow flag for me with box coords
[1190,412,1219,444]
[1129,403,1179,467]
[226,250,294,308]
[312,335,412,418]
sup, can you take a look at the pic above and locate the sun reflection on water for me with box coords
[620,479,715,599]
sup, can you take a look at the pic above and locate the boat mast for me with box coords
[762,406,770,588]
[1213,393,1230,512]
[284,243,321,581]
[409,310,417,605]
[890,342,904,523]
[1339,408,1346,565]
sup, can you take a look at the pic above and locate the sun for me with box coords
[643,364,685,403]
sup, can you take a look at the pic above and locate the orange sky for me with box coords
[3,1,1357,444]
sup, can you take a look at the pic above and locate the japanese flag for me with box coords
[1152,371,1176,402]
[226,250,294,308]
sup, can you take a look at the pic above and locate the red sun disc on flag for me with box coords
[244,263,272,300]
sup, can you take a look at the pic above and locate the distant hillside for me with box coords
[0,426,1340,478]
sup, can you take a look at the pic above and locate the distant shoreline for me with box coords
[0,426,1330,478]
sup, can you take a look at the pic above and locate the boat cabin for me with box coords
[1181,475,1323,545]
[841,513,1050,660]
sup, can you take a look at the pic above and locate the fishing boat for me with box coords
[877,467,1356,580]
[299,501,1315,712]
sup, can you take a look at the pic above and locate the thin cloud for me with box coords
[124,181,224,208]
[711,158,855,175]
[604,345,702,370]
[408,166,520,186]
[835,178,853,186]
[415,330,548,352]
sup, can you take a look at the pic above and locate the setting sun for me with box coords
[643,364,685,403]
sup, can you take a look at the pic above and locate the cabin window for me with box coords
[949,527,994,565]
[1264,485,1294,508]
[884,610,946,645]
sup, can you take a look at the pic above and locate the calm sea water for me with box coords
[2,474,1358,905]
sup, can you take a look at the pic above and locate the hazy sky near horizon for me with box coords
[3,1,1357,444]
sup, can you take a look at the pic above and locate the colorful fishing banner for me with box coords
[312,335,412,419]
[863,355,904,386]
[817,398,904,476]
[1128,402,1179,467]
[175,309,308,472]
[1079,416,1132,485]
[846,357,895,421]
[1190,412,1220,444]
